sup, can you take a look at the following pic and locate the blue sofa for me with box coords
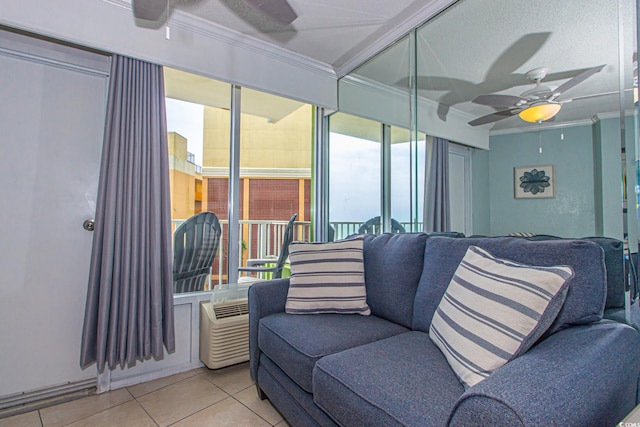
[248,233,640,426]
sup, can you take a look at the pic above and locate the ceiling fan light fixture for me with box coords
[518,103,561,123]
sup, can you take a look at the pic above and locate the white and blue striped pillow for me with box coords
[429,245,573,388]
[285,236,370,315]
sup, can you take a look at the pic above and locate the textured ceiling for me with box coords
[161,0,635,132]
[171,0,436,70]
[352,0,637,131]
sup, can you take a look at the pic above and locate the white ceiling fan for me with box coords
[468,64,606,126]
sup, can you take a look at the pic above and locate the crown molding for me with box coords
[489,109,637,136]
[489,118,596,136]
[593,110,636,121]
[102,0,336,81]
[334,0,457,78]
[340,74,409,103]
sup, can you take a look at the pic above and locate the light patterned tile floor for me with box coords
[1,362,290,427]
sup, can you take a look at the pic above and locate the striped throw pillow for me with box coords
[429,246,573,388]
[285,236,370,315]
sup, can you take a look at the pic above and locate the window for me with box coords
[164,67,231,288]
[329,112,382,239]
[165,68,316,288]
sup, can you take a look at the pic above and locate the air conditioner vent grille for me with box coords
[213,301,249,319]
[200,300,250,369]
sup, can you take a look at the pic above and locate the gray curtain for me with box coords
[80,55,175,372]
[424,136,451,232]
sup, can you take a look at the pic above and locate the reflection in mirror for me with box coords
[329,112,382,239]
[391,126,426,232]
[338,34,412,129]
[337,0,637,244]
[333,34,417,236]
[622,0,639,254]
[411,0,634,241]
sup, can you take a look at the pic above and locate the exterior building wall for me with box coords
[170,170,196,219]
[248,179,300,220]
[207,178,231,219]
[168,132,198,219]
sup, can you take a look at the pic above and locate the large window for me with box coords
[238,88,313,274]
[164,68,315,288]
[164,67,231,288]
[329,113,382,239]
[391,127,426,232]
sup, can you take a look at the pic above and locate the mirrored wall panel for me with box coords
[337,0,638,245]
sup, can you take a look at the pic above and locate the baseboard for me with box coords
[0,378,96,418]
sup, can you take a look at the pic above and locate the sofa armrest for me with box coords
[448,321,640,426]
[248,278,290,382]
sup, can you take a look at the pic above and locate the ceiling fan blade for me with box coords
[468,109,517,126]
[472,94,529,107]
[132,0,167,21]
[561,91,618,103]
[553,65,605,95]
[243,0,298,26]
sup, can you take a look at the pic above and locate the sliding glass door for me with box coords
[165,66,318,285]
[329,113,382,239]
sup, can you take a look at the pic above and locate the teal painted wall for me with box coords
[488,126,596,237]
[471,117,627,238]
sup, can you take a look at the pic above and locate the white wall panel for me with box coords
[0,30,109,398]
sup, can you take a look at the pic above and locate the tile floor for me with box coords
[1,362,290,427]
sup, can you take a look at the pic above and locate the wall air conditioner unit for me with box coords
[199,299,249,369]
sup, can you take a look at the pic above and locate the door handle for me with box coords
[83,219,95,231]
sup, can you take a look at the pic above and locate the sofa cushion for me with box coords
[285,236,370,315]
[363,232,429,328]
[582,237,624,309]
[258,312,408,393]
[413,237,606,335]
[258,355,338,427]
[313,331,464,426]
[521,235,625,309]
[429,246,572,388]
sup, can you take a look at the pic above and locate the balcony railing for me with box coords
[171,218,311,285]
[329,221,421,240]
[171,218,422,286]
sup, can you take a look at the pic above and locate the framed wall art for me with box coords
[514,165,555,199]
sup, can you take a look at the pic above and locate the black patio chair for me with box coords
[357,216,405,235]
[238,213,297,283]
[173,211,222,293]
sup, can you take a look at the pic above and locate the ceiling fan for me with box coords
[131,0,297,26]
[468,64,605,126]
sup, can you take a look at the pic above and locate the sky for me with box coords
[328,134,426,223]
[165,98,204,166]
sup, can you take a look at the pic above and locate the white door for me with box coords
[0,29,109,399]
